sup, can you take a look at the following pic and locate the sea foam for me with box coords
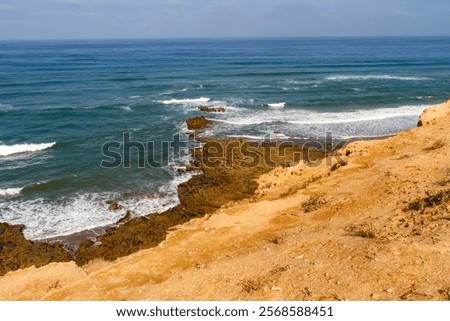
[208,104,427,126]
[0,142,56,157]
[0,103,14,112]
[267,102,286,109]
[0,170,196,240]
[120,106,133,112]
[0,188,23,197]
[325,75,428,81]
[161,97,210,105]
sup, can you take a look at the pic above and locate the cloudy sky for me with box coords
[0,0,449,40]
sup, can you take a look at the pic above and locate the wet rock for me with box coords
[186,116,209,130]
[185,163,200,172]
[108,202,125,211]
[118,211,132,224]
[198,106,226,113]
[177,168,186,175]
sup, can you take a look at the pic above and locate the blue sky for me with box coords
[0,0,449,39]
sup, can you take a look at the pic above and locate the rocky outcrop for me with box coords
[0,223,71,276]
[0,129,324,275]
[186,116,209,130]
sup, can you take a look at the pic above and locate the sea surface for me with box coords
[1,37,449,240]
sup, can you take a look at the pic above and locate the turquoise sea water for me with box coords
[1,37,449,239]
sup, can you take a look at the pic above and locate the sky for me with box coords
[0,0,449,40]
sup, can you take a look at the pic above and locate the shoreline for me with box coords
[0,131,326,275]
[0,99,449,300]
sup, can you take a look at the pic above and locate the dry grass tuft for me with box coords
[239,278,265,293]
[346,223,377,238]
[406,189,450,212]
[302,195,327,213]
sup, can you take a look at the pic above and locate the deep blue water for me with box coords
[1,37,449,239]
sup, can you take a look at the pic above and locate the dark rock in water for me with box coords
[186,116,209,130]
[198,106,226,113]
[118,211,132,224]
[177,168,186,175]
[108,202,125,211]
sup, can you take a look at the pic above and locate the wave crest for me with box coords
[325,75,428,81]
[161,97,210,105]
[0,188,23,197]
[0,142,56,157]
[210,104,428,126]
[267,102,286,109]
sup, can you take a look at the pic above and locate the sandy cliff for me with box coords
[0,100,449,301]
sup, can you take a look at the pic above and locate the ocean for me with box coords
[1,37,449,240]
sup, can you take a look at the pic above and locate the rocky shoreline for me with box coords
[0,119,326,276]
[0,100,449,300]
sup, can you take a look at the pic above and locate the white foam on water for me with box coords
[0,171,196,240]
[325,75,428,81]
[120,106,133,112]
[267,102,286,109]
[286,105,428,125]
[0,188,23,197]
[226,134,268,140]
[210,104,428,126]
[207,117,265,126]
[161,97,211,105]
[0,142,56,157]
[0,103,14,112]
[285,80,321,85]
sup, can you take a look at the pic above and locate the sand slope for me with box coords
[1,100,449,301]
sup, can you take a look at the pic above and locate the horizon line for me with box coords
[1,35,450,42]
